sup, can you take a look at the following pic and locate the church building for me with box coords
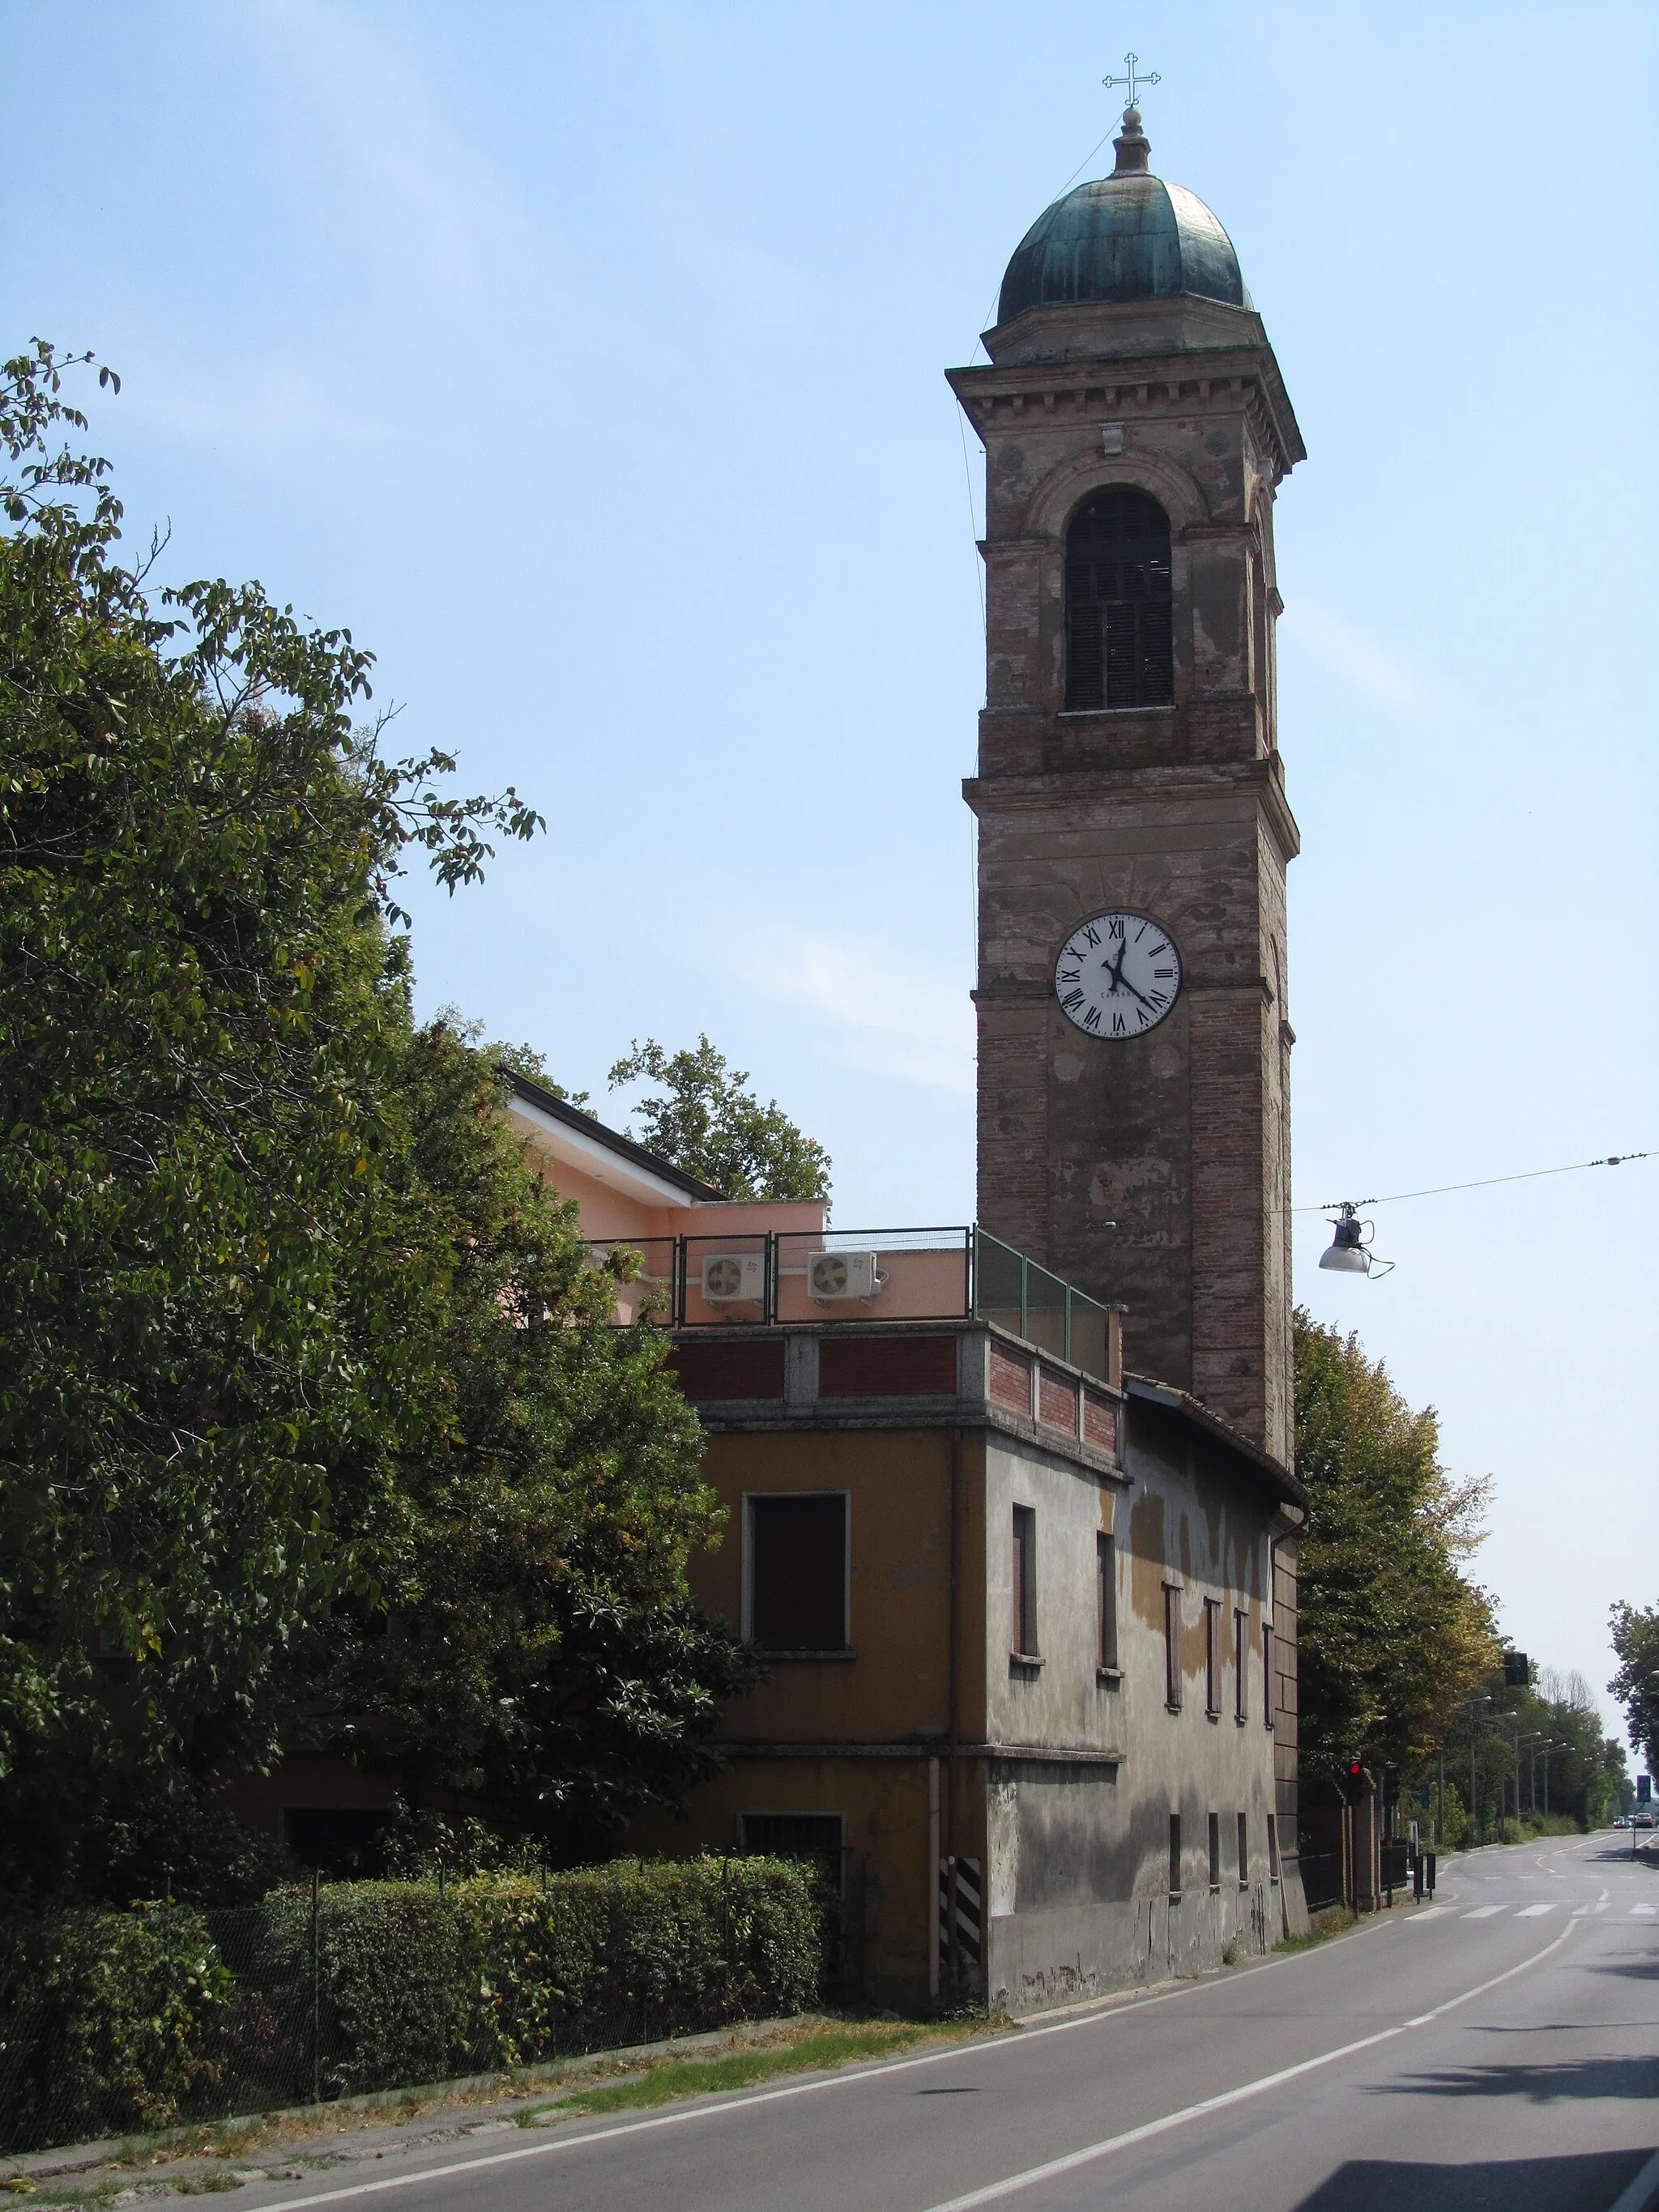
[240,94,1316,2017]
[609,95,1314,2009]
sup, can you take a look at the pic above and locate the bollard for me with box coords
[1412,1854,1424,1902]
[1425,1852,1437,1898]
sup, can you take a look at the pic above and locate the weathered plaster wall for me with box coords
[983,1400,1286,2013]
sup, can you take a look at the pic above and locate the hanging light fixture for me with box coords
[1318,1201,1391,1276]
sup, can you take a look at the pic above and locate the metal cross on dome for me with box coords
[1102,52,1159,111]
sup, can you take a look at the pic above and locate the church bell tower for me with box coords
[950,100,1304,1465]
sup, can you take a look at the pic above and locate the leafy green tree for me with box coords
[1294,1311,1500,1786]
[314,1021,760,1856]
[608,1036,830,1202]
[0,344,752,1892]
[1610,1601,1659,1775]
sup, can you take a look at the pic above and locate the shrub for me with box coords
[0,1905,236,2147]
[0,1858,821,2150]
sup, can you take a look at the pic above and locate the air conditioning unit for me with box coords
[808,1250,885,1304]
[701,1251,766,1304]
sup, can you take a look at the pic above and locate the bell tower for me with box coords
[949,101,1304,1464]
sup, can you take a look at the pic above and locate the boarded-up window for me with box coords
[1263,1620,1275,1729]
[1097,1532,1118,1671]
[1235,1608,1248,1722]
[1168,1813,1182,1898]
[748,1494,848,1652]
[1163,1583,1181,1709]
[1238,1810,1249,1889]
[1204,1598,1221,1715]
[1208,1810,1221,1891]
[1012,1505,1038,1657]
[1064,488,1174,710]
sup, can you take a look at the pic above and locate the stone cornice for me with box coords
[963,756,1301,862]
[948,345,1305,485]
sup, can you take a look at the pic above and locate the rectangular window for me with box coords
[1263,1619,1275,1729]
[1238,1811,1249,1890]
[1267,1813,1281,1884]
[1208,1811,1221,1892]
[1012,1505,1038,1658]
[1168,1813,1182,1899]
[1163,1584,1181,1709]
[738,1813,845,1888]
[1097,1533,1118,1671]
[747,1494,848,1652]
[1204,1599,1220,1715]
[1235,1609,1247,1722]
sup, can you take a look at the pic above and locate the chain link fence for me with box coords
[0,1860,821,2155]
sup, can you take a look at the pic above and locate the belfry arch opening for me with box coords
[1064,488,1174,710]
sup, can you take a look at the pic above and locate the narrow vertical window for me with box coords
[1097,1532,1118,1672]
[1204,1599,1220,1715]
[1012,1505,1038,1658]
[1267,1813,1281,1884]
[1064,488,1175,710]
[1235,1608,1247,1721]
[1238,1811,1249,1890]
[1207,1811,1221,1892]
[1263,1618,1276,1729]
[1162,1584,1181,1709]
[1168,1813,1182,1899]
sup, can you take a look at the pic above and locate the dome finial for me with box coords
[1102,51,1158,175]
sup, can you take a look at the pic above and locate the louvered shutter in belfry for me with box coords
[1064,489,1174,709]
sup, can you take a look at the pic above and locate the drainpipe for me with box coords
[928,1756,940,2004]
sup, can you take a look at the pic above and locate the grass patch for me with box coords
[533,2020,963,2121]
[1274,1907,1357,1953]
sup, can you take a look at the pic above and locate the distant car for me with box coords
[1634,1812,1655,1829]
[1614,1815,1631,1827]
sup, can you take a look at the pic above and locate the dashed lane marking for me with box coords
[1515,1903,1558,1917]
[1630,1903,1657,1917]
[1461,1905,1508,1919]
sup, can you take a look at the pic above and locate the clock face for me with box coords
[1054,911,1183,1038]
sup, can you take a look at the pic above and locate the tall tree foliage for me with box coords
[1610,1602,1659,1776]
[608,1036,830,1202]
[1293,1311,1499,1783]
[0,344,749,1892]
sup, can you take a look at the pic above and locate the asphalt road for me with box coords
[245,1832,1659,2212]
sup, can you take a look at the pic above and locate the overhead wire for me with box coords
[1297,1151,1653,1215]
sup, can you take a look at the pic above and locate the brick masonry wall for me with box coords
[961,315,1299,1465]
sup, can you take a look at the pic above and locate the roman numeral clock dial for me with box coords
[1054,911,1183,1038]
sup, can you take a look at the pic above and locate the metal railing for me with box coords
[583,1225,1117,1384]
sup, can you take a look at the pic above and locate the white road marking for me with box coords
[1630,1903,1657,1917]
[238,1920,1581,2212]
[1515,1903,1556,1917]
[1461,1904,1508,1919]
[919,1921,1581,2212]
[1574,1903,1612,1917]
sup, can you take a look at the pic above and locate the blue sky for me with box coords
[6,0,1655,1755]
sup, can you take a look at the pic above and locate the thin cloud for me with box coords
[1281,600,1427,713]
[736,934,975,1095]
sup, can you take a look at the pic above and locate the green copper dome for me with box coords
[996,110,1247,326]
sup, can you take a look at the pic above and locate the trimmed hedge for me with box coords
[0,1857,821,2152]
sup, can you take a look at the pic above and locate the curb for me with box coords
[0,2015,812,2183]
